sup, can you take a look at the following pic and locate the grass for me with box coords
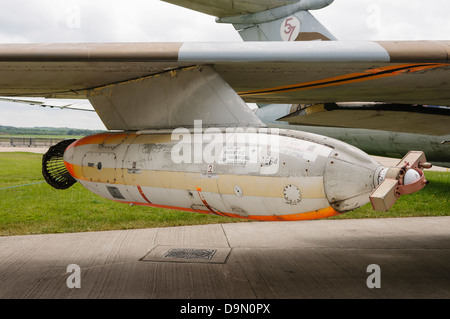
[331,171,450,219]
[0,152,242,236]
[0,152,448,236]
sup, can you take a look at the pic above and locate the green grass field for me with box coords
[0,152,449,236]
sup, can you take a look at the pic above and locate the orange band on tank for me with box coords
[216,206,342,221]
[137,185,153,204]
[64,161,78,179]
[114,200,341,221]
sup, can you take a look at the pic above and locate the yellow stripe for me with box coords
[71,164,326,199]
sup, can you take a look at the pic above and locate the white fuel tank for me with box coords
[63,128,384,221]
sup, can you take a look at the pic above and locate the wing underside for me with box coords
[161,0,300,17]
[0,41,449,129]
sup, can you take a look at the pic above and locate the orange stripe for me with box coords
[238,63,448,97]
[114,199,341,221]
[64,161,78,179]
[196,186,228,217]
[137,185,152,204]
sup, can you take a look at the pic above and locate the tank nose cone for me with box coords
[323,145,382,212]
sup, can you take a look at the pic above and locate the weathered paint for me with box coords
[63,128,385,221]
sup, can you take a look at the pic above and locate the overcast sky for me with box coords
[0,0,449,130]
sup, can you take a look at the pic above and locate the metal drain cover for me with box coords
[142,246,231,264]
[163,248,216,260]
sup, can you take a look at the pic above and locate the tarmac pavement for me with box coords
[0,217,448,299]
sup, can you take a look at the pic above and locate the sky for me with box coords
[0,0,449,130]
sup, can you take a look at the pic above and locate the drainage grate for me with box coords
[141,246,231,264]
[163,248,217,260]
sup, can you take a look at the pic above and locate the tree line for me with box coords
[0,125,104,136]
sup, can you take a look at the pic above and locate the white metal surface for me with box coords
[87,65,264,130]
[63,129,388,220]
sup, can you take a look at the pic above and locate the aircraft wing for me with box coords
[0,41,449,130]
[161,0,300,17]
[0,96,95,112]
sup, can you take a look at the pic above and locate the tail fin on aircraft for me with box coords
[163,0,336,41]
[216,0,337,41]
[229,10,336,41]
